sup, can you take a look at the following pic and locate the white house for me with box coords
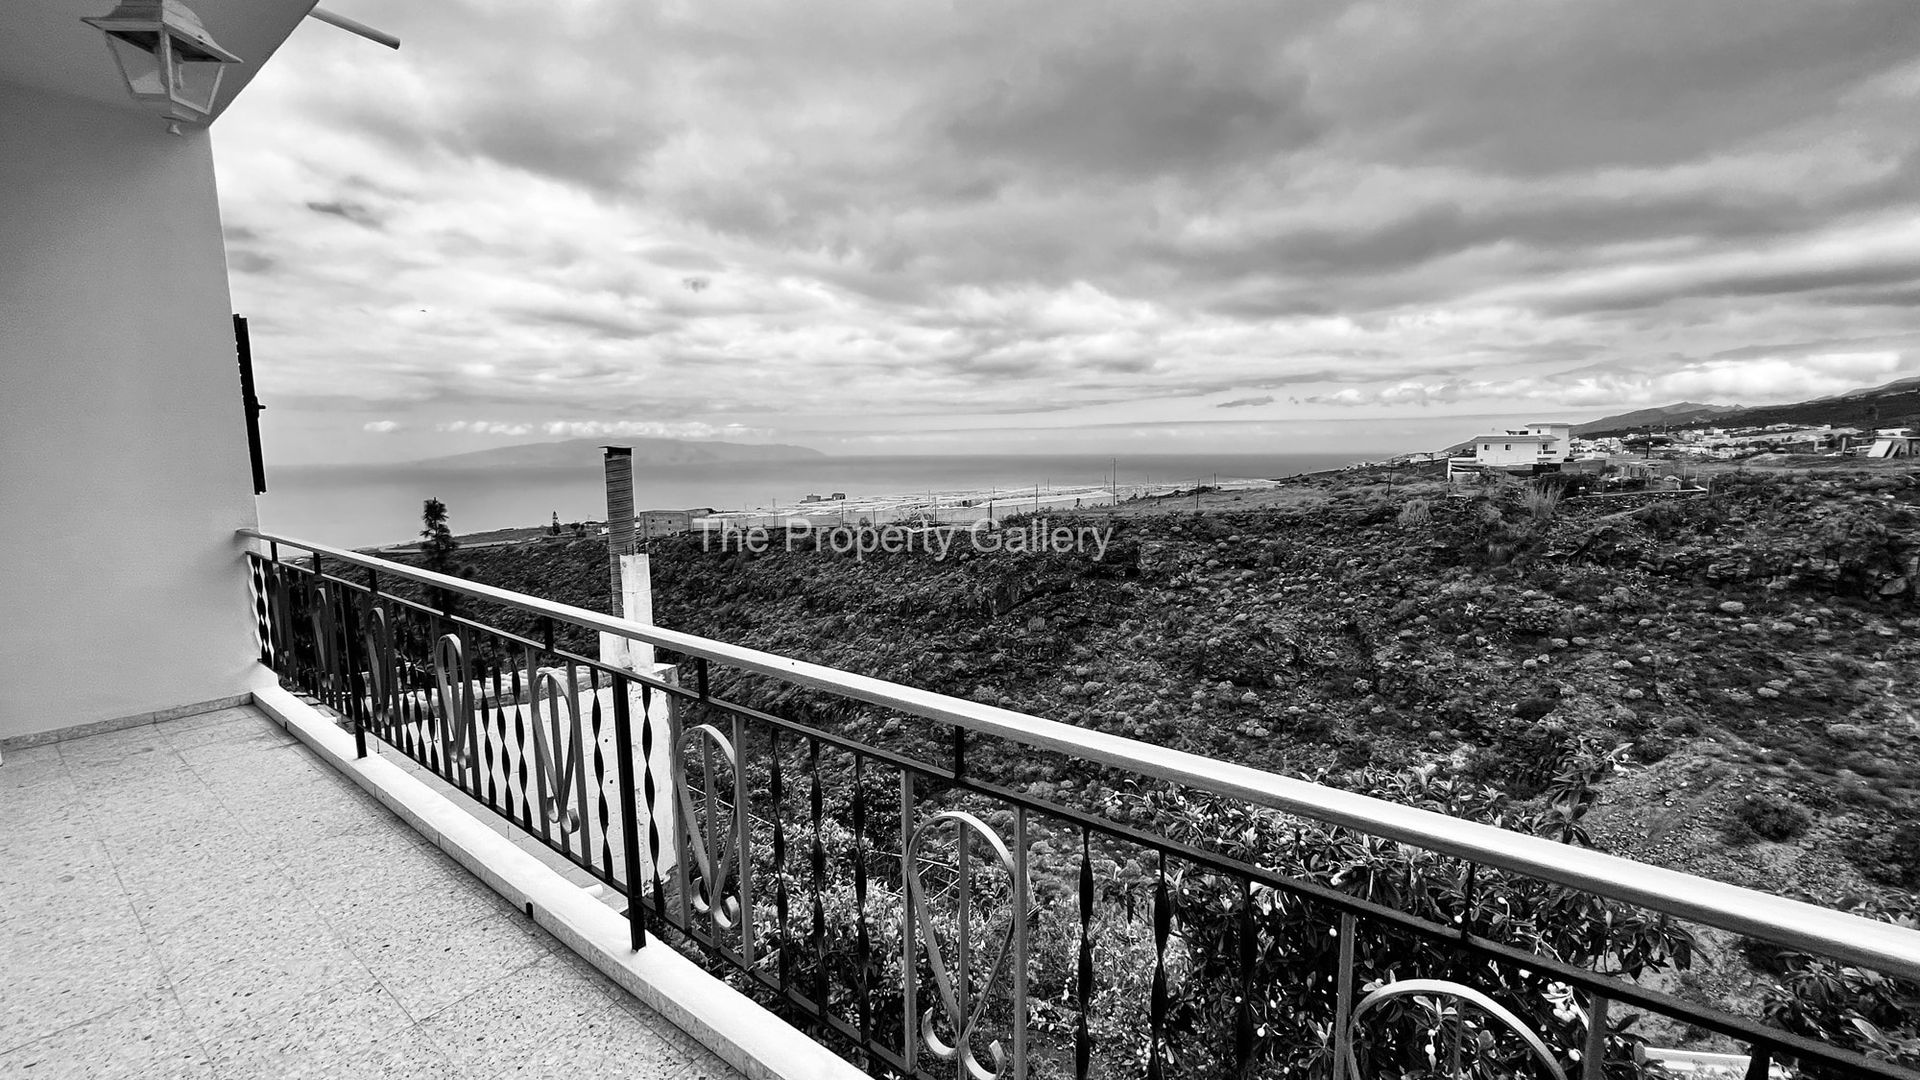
[1470,433,1558,468]
[1449,422,1576,478]
[1525,422,1574,459]
[1866,428,1918,458]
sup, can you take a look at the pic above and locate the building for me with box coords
[2,0,313,740]
[1448,421,1575,479]
[1710,424,1861,454]
[1866,427,1919,458]
[637,508,706,537]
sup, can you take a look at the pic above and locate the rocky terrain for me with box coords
[383,463,1920,1063]
[428,466,1920,905]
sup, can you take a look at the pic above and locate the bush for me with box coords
[1853,821,1920,887]
[1119,763,1687,1079]
[1523,486,1562,523]
[1724,791,1812,844]
[1763,892,1920,1076]
[1397,499,1432,526]
[1635,500,1687,537]
[1514,695,1558,723]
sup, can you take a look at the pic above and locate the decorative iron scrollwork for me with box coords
[247,555,274,665]
[906,810,1025,1080]
[431,633,479,774]
[676,722,741,929]
[361,607,392,729]
[1345,978,1568,1080]
[308,581,334,688]
[308,580,356,706]
[526,664,584,835]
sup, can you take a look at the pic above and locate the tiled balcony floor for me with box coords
[0,706,742,1080]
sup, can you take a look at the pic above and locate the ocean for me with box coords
[256,452,1366,549]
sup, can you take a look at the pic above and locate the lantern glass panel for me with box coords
[103,32,167,99]
[166,46,226,115]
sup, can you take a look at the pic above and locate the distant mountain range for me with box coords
[413,436,826,470]
[1578,377,1920,437]
[1817,374,1920,401]
[1573,402,1745,435]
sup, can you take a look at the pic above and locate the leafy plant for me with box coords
[1101,762,1688,1079]
[1762,892,1920,1076]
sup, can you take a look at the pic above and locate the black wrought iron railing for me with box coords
[241,529,1920,1080]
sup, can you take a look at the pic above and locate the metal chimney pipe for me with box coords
[603,447,635,610]
[307,7,400,49]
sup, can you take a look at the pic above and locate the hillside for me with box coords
[372,466,1920,1066]
[422,469,1920,907]
[1824,375,1920,400]
[1582,379,1920,437]
[1574,402,1740,434]
[412,435,824,470]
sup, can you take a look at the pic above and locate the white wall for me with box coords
[0,85,260,741]
[1527,425,1574,462]
[1474,439,1547,467]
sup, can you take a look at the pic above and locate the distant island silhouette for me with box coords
[410,436,827,470]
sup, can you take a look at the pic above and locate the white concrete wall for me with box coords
[0,85,260,741]
[1527,424,1574,462]
[1474,440,1546,467]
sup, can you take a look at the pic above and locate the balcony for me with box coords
[251,531,1920,1077]
[9,528,1917,1080]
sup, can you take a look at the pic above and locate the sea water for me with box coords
[256,452,1364,549]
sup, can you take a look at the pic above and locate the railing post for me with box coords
[267,541,290,685]
[360,567,381,759]
[1334,912,1356,1080]
[1582,994,1610,1080]
[732,708,755,968]
[351,600,368,760]
[1012,804,1029,1080]
[900,771,918,1071]
[612,673,647,950]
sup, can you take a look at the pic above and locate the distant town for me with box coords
[1410,420,1917,484]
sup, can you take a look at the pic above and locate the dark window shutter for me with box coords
[234,314,266,494]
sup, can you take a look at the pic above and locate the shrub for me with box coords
[1514,695,1558,723]
[1397,499,1432,526]
[1118,764,1687,1079]
[1762,892,1920,1076]
[1852,821,1920,887]
[1523,486,1562,523]
[1724,791,1812,844]
[1635,500,1686,537]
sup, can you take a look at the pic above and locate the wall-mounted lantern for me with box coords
[82,1,242,134]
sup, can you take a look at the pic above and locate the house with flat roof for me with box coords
[1448,422,1575,478]
[1866,428,1918,458]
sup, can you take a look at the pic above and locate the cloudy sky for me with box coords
[215,0,1920,464]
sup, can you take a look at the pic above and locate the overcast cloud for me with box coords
[213,0,1920,462]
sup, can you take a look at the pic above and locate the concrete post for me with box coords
[598,448,675,879]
